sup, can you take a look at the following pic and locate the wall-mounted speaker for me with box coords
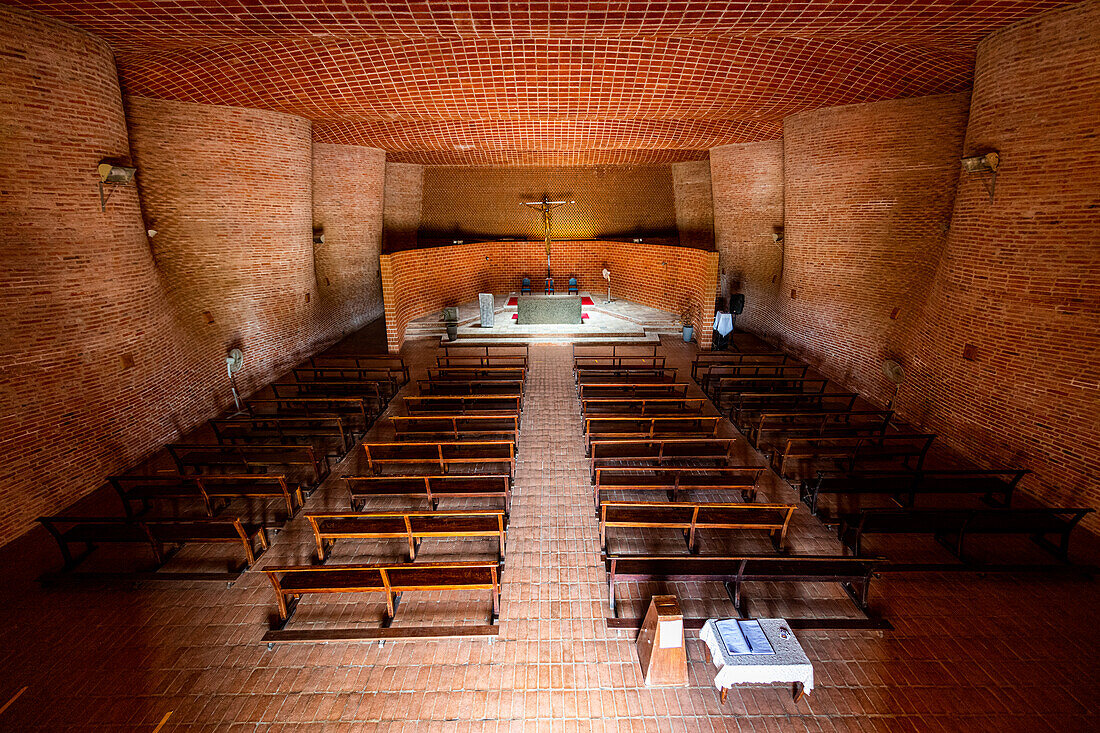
[730,293,745,315]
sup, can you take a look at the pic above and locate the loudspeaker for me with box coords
[730,293,745,315]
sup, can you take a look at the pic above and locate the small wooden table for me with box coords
[699,618,813,702]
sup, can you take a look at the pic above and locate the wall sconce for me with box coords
[97,161,137,212]
[961,151,1000,202]
[312,227,325,244]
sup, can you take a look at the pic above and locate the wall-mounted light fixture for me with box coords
[97,161,136,212]
[961,151,1000,202]
[312,227,325,244]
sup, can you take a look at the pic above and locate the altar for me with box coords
[516,294,583,325]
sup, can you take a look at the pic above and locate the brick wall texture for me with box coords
[671,160,715,250]
[382,162,424,253]
[380,241,719,352]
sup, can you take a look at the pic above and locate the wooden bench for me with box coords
[749,410,893,451]
[440,344,529,368]
[575,368,679,385]
[306,510,507,562]
[700,363,810,395]
[391,414,519,442]
[110,474,303,518]
[271,380,386,408]
[603,554,882,616]
[574,355,666,370]
[772,433,936,479]
[589,437,735,478]
[730,391,859,430]
[578,382,691,400]
[309,353,410,384]
[403,394,522,414]
[600,501,797,553]
[38,516,269,570]
[345,474,511,513]
[362,440,515,478]
[581,398,708,416]
[264,560,501,629]
[573,343,659,366]
[292,367,399,399]
[437,355,529,369]
[245,397,375,432]
[418,378,525,400]
[800,469,1030,516]
[594,466,765,509]
[428,367,527,382]
[837,507,1094,561]
[691,351,794,380]
[584,416,720,452]
[167,443,326,487]
[210,415,353,455]
[709,376,828,405]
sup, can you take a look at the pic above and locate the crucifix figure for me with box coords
[522,195,574,279]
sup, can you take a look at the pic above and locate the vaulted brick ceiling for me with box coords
[8,1,1070,164]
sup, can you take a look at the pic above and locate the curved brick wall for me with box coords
[0,8,198,542]
[780,93,971,403]
[381,241,718,351]
[902,1,1100,517]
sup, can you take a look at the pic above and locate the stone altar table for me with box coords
[516,294,583,324]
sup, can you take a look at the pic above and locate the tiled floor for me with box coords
[0,324,1098,731]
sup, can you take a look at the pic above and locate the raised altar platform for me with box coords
[516,294,583,324]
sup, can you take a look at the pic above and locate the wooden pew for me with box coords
[437,355,528,369]
[575,367,679,385]
[210,415,352,455]
[428,366,526,382]
[749,410,893,451]
[245,396,375,433]
[345,474,511,513]
[418,378,525,400]
[404,394,522,414]
[110,474,303,518]
[581,397,708,416]
[264,560,501,629]
[309,353,409,385]
[306,510,507,562]
[574,355,666,370]
[594,466,765,509]
[603,554,882,616]
[700,363,810,396]
[578,382,691,400]
[600,501,797,553]
[691,352,794,380]
[584,416,720,452]
[837,507,1094,561]
[709,376,828,406]
[271,380,386,409]
[440,344,528,367]
[362,440,515,478]
[799,469,1030,516]
[292,366,399,399]
[589,437,735,478]
[572,343,659,367]
[166,443,326,487]
[772,433,936,480]
[37,516,269,570]
[730,391,859,431]
[391,414,519,442]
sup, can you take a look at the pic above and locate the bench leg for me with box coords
[720,687,728,704]
[272,595,300,630]
[723,581,743,616]
[793,682,805,702]
[383,592,402,628]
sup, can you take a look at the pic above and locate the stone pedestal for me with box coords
[479,293,494,328]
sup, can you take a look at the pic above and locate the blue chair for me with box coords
[545,277,555,294]
[568,276,578,294]
[521,276,531,294]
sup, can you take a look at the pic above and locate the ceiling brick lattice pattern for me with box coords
[8,1,1071,164]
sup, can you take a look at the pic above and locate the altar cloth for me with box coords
[699,618,813,694]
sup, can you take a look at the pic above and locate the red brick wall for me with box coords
[381,241,718,351]
[0,8,198,543]
[710,141,785,336]
[382,162,423,253]
[901,1,1100,521]
[312,143,386,329]
[671,160,715,250]
[780,93,971,404]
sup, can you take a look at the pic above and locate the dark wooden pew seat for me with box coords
[362,440,515,477]
[345,474,511,513]
[584,416,720,452]
[309,353,409,384]
[575,368,679,385]
[589,437,735,478]
[167,443,326,487]
[245,397,375,432]
[390,414,519,442]
[306,510,506,561]
[800,469,1029,516]
[210,416,352,455]
[110,474,303,518]
[593,466,765,509]
[581,398,708,416]
[599,501,797,553]
[729,392,859,430]
[404,394,523,415]
[771,433,936,480]
[578,382,691,400]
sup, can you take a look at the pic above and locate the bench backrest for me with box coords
[390,414,519,439]
[576,368,678,384]
[589,438,734,462]
[578,383,691,400]
[606,554,880,580]
[594,466,764,489]
[584,416,720,436]
[428,367,527,381]
[581,398,707,415]
[245,397,372,425]
[404,395,522,414]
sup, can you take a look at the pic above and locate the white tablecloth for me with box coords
[699,618,814,693]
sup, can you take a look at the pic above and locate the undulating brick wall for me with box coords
[381,241,718,352]
[901,1,1100,522]
[382,162,423,253]
[710,141,785,336]
[671,160,715,250]
[0,8,198,544]
[779,93,971,404]
[312,143,386,328]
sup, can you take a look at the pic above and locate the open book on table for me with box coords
[715,619,775,656]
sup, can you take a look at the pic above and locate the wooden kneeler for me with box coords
[636,595,688,686]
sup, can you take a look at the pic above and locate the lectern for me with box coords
[635,595,688,686]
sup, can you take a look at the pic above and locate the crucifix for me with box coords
[522,195,574,279]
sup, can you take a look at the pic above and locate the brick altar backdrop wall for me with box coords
[312,143,387,329]
[671,160,715,250]
[901,1,1100,521]
[709,140,785,337]
[779,93,971,404]
[382,162,423,253]
[380,241,718,351]
[0,7,198,543]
